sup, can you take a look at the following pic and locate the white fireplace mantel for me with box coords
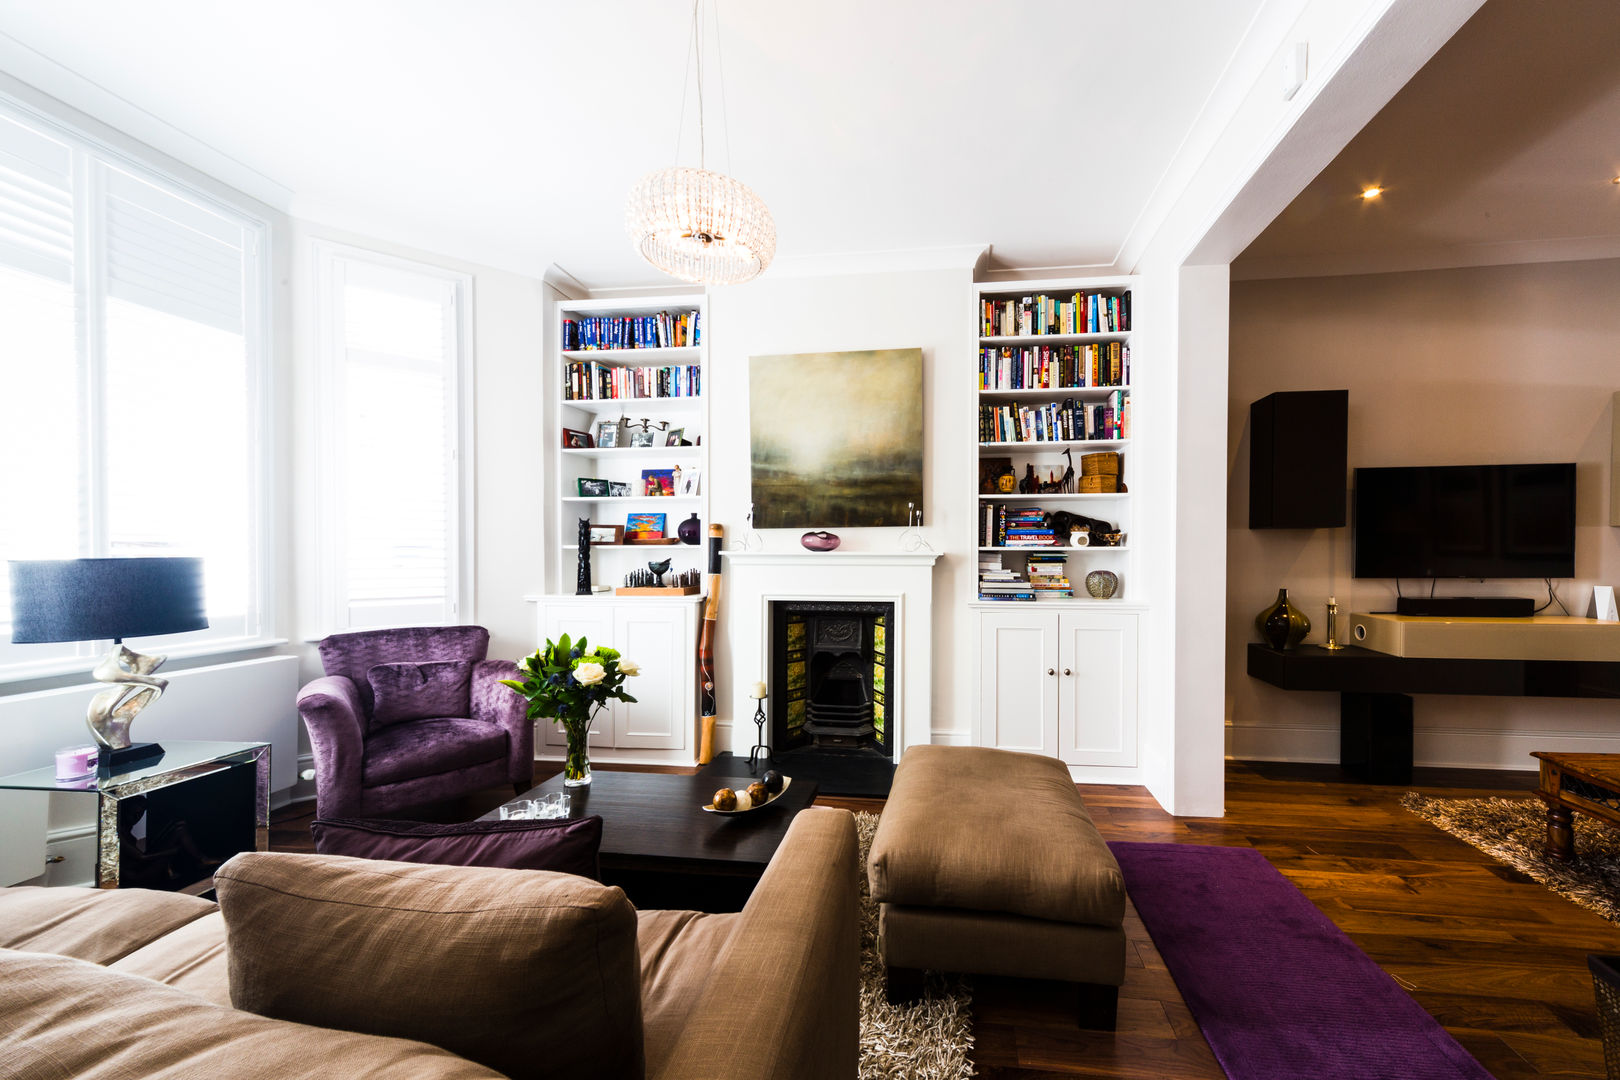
[721,551,941,568]
[721,549,938,761]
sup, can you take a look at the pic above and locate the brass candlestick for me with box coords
[1324,596,1345,650]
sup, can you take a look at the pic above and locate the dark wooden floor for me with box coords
[271,760,1617,1079]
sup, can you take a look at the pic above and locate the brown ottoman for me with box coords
[867,745,1126,1028]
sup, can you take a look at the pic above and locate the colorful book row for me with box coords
[563,363,701,401]
[979,391,1130,444]
[981,291,1131,338]
[563,310,700,351]
[979,342,1129,391]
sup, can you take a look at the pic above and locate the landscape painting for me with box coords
[749,348,923,528]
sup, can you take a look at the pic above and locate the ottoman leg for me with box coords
[885,966,925,1006]
[1076,982,1119,1031]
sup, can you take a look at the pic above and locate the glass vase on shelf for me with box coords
[500,634,640,790]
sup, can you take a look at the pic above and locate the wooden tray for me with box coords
[623,536,680,546]
[615,585,700,596]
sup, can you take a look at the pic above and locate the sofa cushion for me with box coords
[361,717,506,787]
[310,814,602,880]
[109,910,231,1006]
[0,949,504,1080]
[215,851,643,1080]
[637,908,738,1071]
[368,660,475,727]
[867,745,1125,926]
[0,884,214,964]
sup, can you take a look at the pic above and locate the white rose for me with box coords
[619,659,641,677]
[574,661,605,686]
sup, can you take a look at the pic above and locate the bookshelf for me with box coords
[973,277,1135,604]
[552,294,710,598]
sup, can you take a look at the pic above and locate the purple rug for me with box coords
[1108,842,1493,1080]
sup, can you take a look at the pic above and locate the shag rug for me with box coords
[854,811,973,1080]
[1402,791,1620,925]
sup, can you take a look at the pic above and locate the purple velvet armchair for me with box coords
[297,626,533,820]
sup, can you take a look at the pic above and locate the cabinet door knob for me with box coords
[1064,668,1073,676]
[1046,668,1056,676]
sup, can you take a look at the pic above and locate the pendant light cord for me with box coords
[692,0,705,170]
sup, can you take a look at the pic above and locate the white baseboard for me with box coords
[929,730,972,746]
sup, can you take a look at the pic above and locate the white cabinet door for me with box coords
[977,610,1059,757]
[1057,612,1138,767]
[612,605,691,750]
[534,601,616,748]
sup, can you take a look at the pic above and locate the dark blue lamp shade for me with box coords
[9,558,208,644]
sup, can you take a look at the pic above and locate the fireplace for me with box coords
[769,601,893,760]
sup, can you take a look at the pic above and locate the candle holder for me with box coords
[1324,598,1345,650]
[748,686,769,773]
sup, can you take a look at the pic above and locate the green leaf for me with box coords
[498,679,526,692]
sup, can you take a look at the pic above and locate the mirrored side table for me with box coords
[0,740,270,890]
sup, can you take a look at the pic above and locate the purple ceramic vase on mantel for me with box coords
[801,531,841,552]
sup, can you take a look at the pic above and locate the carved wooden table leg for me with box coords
[1544,802,1575,862]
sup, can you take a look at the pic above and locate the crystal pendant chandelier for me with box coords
[625,1,775,285]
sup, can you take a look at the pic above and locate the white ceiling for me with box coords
[1236,0,1620,279]
[0,0,1269,289]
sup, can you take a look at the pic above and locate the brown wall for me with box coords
[1227,258,1620,768]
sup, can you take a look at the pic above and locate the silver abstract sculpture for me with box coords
[87,643,168,751]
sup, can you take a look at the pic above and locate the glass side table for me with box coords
[0,740,270,890]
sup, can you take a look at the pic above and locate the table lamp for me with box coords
[8,557,207,773]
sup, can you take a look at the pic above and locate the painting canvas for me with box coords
[749,348,923,527]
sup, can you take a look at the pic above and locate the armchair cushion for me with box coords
[310,815,602,880]
[215,852,644,1080]
[361,718,507,788]
[367,661,474,727]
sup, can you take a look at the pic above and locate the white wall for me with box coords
[703,267,975,748]
[1227,259,1620,768]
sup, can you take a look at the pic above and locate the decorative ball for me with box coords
[762,770,784,795]
[746,781,770,806]
[712,788,737,811]
[734,789,754,811]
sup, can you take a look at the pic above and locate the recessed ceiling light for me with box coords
[1611,175,1620,185]
[1361,186,1383,200]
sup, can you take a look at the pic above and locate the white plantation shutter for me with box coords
[0,98,269,679]
[321,251,467,631]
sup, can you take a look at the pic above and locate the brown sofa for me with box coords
[0,806,859,1080]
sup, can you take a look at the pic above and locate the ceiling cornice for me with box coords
[1231,234,1620,281]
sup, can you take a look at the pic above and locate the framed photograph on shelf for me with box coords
[562,427,594,449]
[626,512,667,540]
[576,477,610,498]
[594,419,620,448]
[679,466,701,496]
[641,468,676,496]
[588,524,625,546]
[629,427,657,448]
[608,481,632,497]
[665,427,685,446]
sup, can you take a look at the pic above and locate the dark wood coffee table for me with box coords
[1534,751,1620,861]
[485,769,819,912]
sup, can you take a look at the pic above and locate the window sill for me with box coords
[0,637,291,687]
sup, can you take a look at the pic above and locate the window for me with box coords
[316,244,470,632]
[0,99,270,679]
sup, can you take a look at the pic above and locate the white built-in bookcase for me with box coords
[973,276,1136,603]
[551,294,710,597]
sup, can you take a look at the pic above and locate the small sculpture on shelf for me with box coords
[575,518,592,596]
[648,558,672,586]
[1019,463,1038,494]
[1039,448,1075,494]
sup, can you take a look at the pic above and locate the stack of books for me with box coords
[1003,507,1055,547]
[1027,553,1074,600]
[978,390,1130,443]
[978,554,1035,602]
[563,310,701,351]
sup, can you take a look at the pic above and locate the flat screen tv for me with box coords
[1352,463,1576,579]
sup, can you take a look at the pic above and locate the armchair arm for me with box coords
[654,807,860,1080]
[471,659,533,788]
[296,675,366,819]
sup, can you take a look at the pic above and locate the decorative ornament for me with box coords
[1085,570,1119,599]
[625,1,775,285]
[801,531,841,552]
[1256,587,1311,650]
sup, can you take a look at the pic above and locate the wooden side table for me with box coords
[0,740,269,889]
[1533,751,1620,862]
